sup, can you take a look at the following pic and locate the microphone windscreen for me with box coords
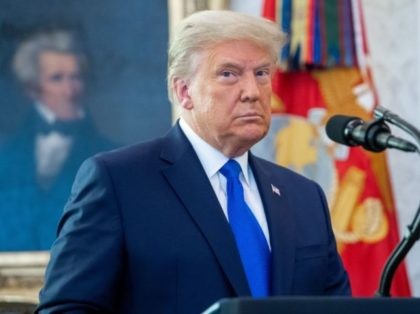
[325,115,359,145]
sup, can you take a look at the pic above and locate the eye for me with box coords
[255,68,272,84]
[221,71,235,78]
[217,69,239,84]
[70,73,83,82]
[49,73,64,82]
[255,69,270,77]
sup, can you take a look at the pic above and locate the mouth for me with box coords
[236,112,264,121]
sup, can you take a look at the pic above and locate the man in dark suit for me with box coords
[0,29,114,250]
[37,10,350,313]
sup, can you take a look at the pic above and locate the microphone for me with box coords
[325,115,418,152]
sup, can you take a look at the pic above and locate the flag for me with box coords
[258,0,411,296]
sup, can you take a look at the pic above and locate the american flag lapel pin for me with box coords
[271,184,281,196]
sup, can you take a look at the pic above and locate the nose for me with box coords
[240,73,260,103]
[63,77,82,98]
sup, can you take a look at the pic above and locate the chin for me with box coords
[241,128,268,144]
[249,123,268,135]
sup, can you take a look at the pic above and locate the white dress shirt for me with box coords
[179,118,271,247]
[35,103,74,179]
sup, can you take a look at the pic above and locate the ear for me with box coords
[173,78,193,110]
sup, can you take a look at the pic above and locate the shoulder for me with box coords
[251,154,319,188]
[92,123,187,169]
[76,135,168,184]
[96,135,166,166]
[0,131,32,165]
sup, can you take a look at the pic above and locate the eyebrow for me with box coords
[216,61,273,71]
[254,62,273,70]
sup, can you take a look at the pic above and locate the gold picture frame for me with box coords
[0,251,49,305]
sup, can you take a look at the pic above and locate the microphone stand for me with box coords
[373,106,420,297]
[376,204,420,296]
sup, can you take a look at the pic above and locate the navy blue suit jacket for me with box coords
[38,123,350,313]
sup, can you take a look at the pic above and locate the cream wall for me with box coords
[363,0,420,296]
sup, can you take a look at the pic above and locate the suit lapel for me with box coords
[160,124,251,296]
[250,155,296,294]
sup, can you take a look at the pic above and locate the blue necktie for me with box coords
[220,159,271,297]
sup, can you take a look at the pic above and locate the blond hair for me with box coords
[168,10,285,104]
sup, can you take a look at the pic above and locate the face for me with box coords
[176,40,275,157]
[36,51,84,119]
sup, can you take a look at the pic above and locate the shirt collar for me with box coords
[179,118,250,184]
[35,102,85,124]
